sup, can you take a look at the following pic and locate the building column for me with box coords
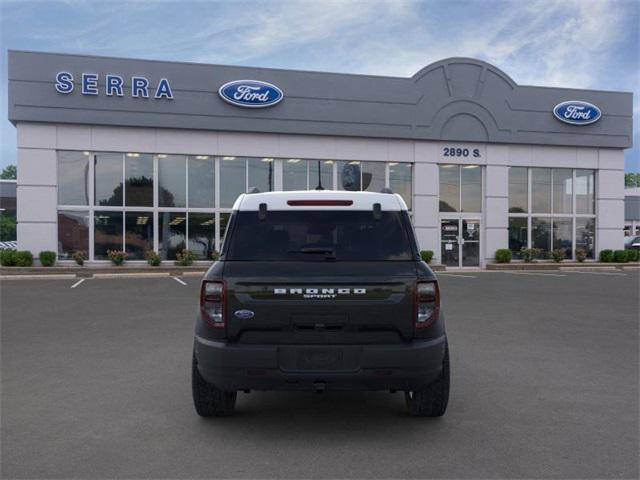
[596,149,625,253]
[484,165,509,265]
[16,123,58,258]
[413,143,439,262]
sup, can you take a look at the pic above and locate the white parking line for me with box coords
[172,276,187,286]
[70,278,86,288]
[502,271,567,277]
[438,274,477,278]
[568,270,627,276]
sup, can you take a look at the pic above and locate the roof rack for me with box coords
[380,187,393,194]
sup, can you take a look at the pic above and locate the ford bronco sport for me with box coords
[192,190,449,417]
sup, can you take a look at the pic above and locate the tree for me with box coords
[1,165,16,180]
[625,172,640,188]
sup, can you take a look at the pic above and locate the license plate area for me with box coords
[278,346,361,372]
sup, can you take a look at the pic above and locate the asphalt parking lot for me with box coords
[1,270,638,479]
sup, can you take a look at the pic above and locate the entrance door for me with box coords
[440,218,481,267]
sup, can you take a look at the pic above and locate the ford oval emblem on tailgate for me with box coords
[234,309,255,319]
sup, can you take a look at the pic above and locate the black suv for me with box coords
[192,191,449,417]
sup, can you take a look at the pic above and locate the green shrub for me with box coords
[495,249,512,263]
[107,250,127,266]
[145,250,161,266]
[551,249,566,263]
[72,250,87,266]
[599,249,614,262]
[0,249,17,266]
[626,249,639,262]
[575,249,587,263]
[210,250,220,261]
[39,250,56,267]
[15,250,33,267]
[613,250,628,263]
[521,248,539,263]
[175,249,196,266]
[420,250,434,264]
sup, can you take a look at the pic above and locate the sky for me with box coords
[0,0,638,171]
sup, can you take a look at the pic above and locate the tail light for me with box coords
[415,280,439,328]
[200,280,225,328]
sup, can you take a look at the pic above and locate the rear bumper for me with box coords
[194,335,447,392]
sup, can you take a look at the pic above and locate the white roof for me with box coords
[233,190,408,211]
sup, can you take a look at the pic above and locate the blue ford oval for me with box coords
[553,101,601,125]
[234,309,255,320]
[219,80,284,108]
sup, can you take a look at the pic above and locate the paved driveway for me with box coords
[1,270,638,479]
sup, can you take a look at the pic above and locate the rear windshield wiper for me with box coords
[288,247,336,260]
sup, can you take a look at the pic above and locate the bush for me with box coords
[420,250,434,264]
[39,250,57,267]
[175,249,196,266]
[210,250,220,261]
[495,249,512,263]
[599,249,614,262]
[0,249,17,266]
[521,248,539,263]
[107,250,127,266]
[575,248,587,263]
[72,250,87,266]
[145,250,161,266]
[613,250,628,263]
[551,249,565,263]
[15,250,33,267]
[626,249,639,262]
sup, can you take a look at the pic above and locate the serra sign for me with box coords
[55,72,174,99]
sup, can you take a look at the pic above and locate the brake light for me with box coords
[287,200,353,206]
[415,280,439,328]
[200,280,225,328]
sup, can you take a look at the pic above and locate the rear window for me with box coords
[225,210,415,261]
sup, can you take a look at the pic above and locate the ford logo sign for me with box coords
[553,101,601,125]
[219,80,283,108]
[234,309,255,319]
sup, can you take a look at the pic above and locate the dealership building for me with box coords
[7,50,633,267]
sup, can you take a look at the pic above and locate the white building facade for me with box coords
[8,51,633,267]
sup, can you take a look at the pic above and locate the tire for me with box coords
[192,352,237,417]
[405,341,450,417]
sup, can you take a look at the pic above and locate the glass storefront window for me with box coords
[552,217,572,258]
[283,159,308,190]
[125,153,153,207]
[220,157,246,208]
[310,160,333,190]
[58,151,90,205]
[158,155,186,207]
[389,163,412,209]
[94,211,123,260]
[531,217,551,258]
[57,210,89,259]
[576,218,595,258]
[439,165,459,212]
[552,169,572,214]
[220,212,231,250]
[249,158,274,193]
[576,170,595,214]
[508,167,528,213]
[531,168,551,213]
[362,162,385,192]
[188,156,215,208]
[461,165,481,212]
[188,213,215,259]
[508,217,527,258]
[95,153,123,206]
[158,212,186,260]
[125,212,153,260]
